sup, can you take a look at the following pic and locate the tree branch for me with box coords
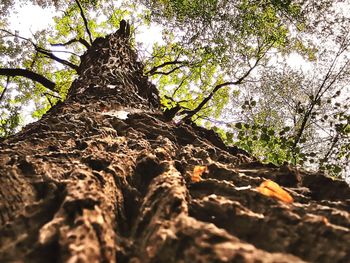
[75,0,93,44]
[292,38,350,149]
[323,133,339,161]
[183,56,262,121]
[0,68,56,92]
[148,65,188,76]
[0,28,28,42]
[36,47,79,71]
[43,92,62,99]
[180,37,274,121]
[51,37,90,49]
[172,75,190,97]
[145,60,188,75]
[0,29,79,71]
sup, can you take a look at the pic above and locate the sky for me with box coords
[6,4,55,124]
[9,3,56,37]
[8,2,164,58]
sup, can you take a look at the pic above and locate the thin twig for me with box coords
[145,60,188,75]
[0,76,10,102]
[43,92,62,99]
[172,75,190,97]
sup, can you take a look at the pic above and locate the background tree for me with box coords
[224,5,350,177]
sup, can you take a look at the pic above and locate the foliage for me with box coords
[139,0,349,178]
[0,0,135,134]
[0,0,349,179]
[0,103,21,137]
[142,0,311,117]
[228,33,350,177]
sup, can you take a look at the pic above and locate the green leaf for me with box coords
[260,133,270,142]
[235,122,243,129]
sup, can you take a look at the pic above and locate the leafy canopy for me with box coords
[0,0,349,179]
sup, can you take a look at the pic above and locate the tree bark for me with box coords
[0,26,349,263]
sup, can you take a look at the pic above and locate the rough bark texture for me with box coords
[0,26,349,263]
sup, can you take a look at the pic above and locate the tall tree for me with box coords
[0,21,349,263]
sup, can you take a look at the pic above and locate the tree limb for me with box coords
[292,38,350,149]
[323,133,339,161]
[145,60,188,75]
[0,29,79,71]
[51,37,90,49]
[36,47,79,71]
[183,56,262,121]
[75,0,93,44]
[0,68,56,92]
[149,65,188,76]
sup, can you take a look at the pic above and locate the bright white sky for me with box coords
[9,3,56,37]
[8,2,163,56]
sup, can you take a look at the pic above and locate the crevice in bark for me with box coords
[0,180,66,261]
[186,161,350,262]
[134,153,165,194]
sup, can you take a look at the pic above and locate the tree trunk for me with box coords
[0,27,349,263]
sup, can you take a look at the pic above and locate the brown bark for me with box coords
[0,24,349,263]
